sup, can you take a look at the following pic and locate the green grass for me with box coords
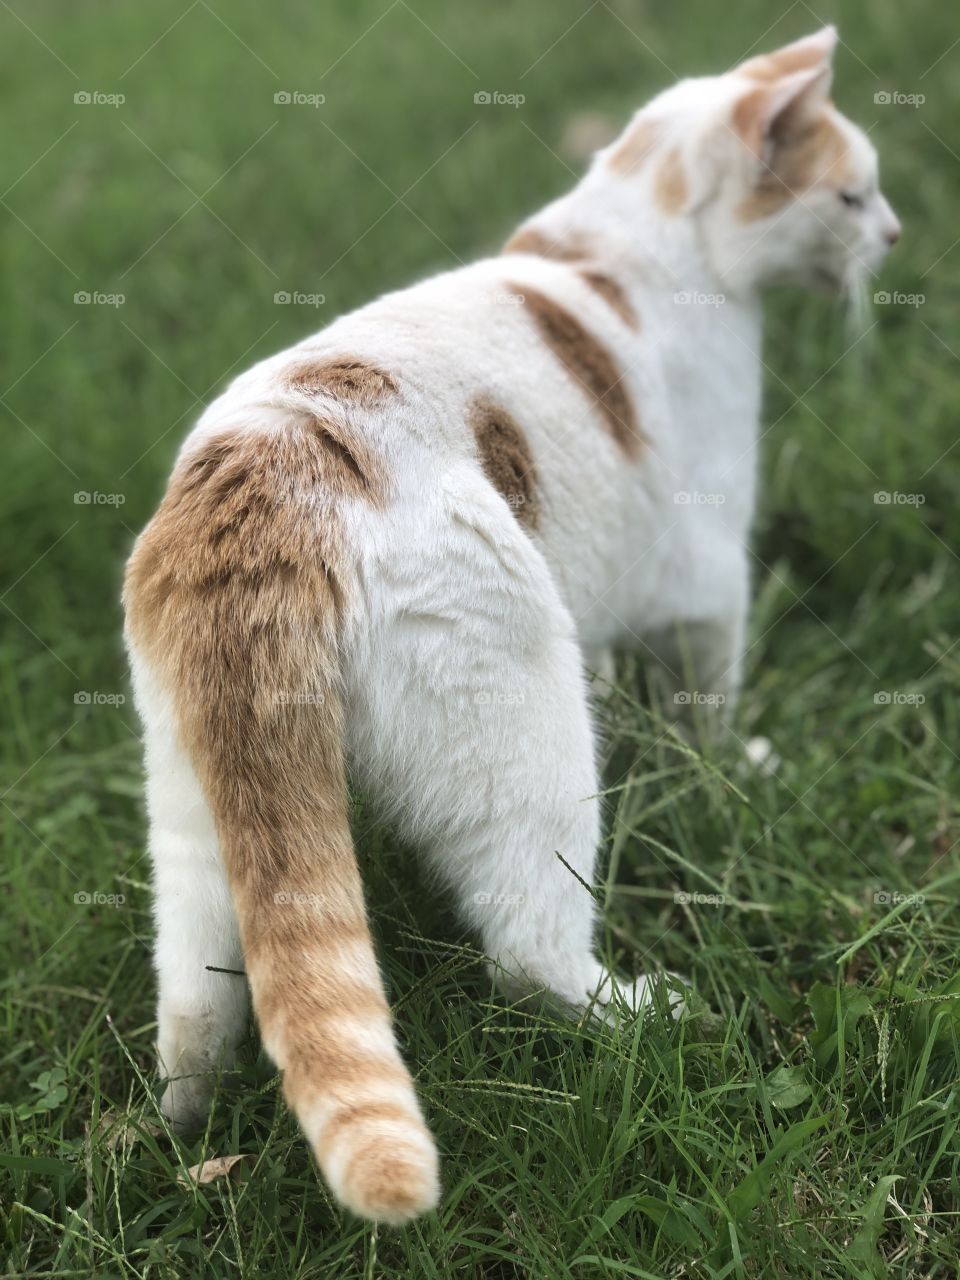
[2,1,959,1275]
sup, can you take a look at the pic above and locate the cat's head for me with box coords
[602,27,900,295]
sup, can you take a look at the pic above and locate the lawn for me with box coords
[2,0,959,1276]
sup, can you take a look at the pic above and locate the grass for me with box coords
[2,0,959,1275]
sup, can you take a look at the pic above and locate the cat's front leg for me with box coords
[649,546,749,742]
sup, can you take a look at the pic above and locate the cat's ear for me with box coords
[730,63,833,159]
[735,26,838,84]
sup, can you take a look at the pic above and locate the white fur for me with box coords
[129,30,897,1122]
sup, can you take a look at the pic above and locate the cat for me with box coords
[123,26,899,1224]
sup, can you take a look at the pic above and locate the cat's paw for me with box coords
[594,969,687,1022]
[160,1075,215,1134]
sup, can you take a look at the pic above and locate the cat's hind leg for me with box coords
[351,483,672,1016]
[132,662,249,1131]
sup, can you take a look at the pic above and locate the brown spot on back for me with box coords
[607,118,661,176]
[578,269,638,328]
[469,396,539,530]
[284,356,398,409]
[509,281,644,457]
[502,226,587,260]
[653,147,688,215]
[502,228,638,329]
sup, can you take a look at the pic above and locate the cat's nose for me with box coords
[880,198,901,246]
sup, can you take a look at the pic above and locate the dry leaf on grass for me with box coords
[178,1154,251,1187]
[93,1108,164,1155]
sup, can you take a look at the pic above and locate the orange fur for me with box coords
[124,402,439,1224]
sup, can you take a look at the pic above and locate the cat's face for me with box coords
[610,28,900,295]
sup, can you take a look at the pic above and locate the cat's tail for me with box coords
[124,416,439,1224]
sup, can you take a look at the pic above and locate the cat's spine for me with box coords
[124,411,439,1223]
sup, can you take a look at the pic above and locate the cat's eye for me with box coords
[839,191,864,209]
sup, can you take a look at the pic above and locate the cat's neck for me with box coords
[515,170,741,303]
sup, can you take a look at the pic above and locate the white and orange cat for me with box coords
[124,28,899,1224]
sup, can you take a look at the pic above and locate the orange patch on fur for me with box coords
[606,118,661,176]
[502,226,588,260]
[735,108,851,221]
[469,396,539,530]
[502,229,637,328]
[284,356,398,409]
[577,269,638,328]
[509,281,644,457]
[124,417,436,1222]
[653,148,688,215]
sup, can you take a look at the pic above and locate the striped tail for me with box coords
[124,415,439,1223]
